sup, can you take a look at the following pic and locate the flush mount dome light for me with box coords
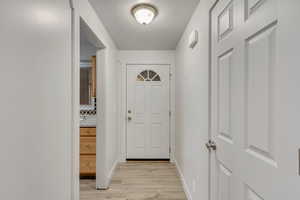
[131,3,158,25]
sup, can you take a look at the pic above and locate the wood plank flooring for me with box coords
[80,161,187,200]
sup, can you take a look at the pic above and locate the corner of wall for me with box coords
[106,158,119,186]
[78,0,120,190]
[174,0,214,200]
[174,159,193,200]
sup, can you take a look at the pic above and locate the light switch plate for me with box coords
[189,30,198,48]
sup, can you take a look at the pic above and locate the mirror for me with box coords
[80,56,96,107]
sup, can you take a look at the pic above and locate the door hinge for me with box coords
[169,73,172,80]
[169,147,171,153]
[169,110,171,117]
[206,140,217,151]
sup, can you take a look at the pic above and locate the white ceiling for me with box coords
[89,0,200,50]
[80,19,104,60]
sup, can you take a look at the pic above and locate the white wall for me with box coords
[0,0,72,200]
[80,42,97,61]
[175,0,215,199]
[118,51,175,162]
[0,0,119,199]
[77,0,119,188]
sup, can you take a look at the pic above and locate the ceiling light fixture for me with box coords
[131,3,158,25]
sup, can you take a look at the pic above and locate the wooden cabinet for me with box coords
[80,127,96,177]
[80,127,96,137]
[80,155,96,175]
[80,137,96,154]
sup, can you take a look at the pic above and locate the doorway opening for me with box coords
[78,17,106,195]
[80,18,98,179]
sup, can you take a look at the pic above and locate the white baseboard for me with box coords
[174,160,193,200]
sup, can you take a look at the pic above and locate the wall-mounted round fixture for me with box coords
[131,3,158,25]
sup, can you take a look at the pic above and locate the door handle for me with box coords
[206,140,217,151]
[128,116,132,121]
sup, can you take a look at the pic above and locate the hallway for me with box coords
[1,0,300,200]
[80,162,187,200]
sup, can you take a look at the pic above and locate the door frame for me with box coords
[119,62,175,162]
[70,1,108,199]
[125,64,171,159]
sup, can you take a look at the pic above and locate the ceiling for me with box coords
[80,18,104,60]
[89,0,200,50]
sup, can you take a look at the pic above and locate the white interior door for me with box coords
[127,65,170,159]
[211,0,300,199]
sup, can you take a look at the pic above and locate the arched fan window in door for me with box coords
[136,70,161,82]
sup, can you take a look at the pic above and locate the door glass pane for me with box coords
[137,74,144,81]
[140,70,148,80]
[152,75,161,81]
[149,70,157,79]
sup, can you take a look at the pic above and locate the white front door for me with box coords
[126,65,170,159]
[211,0,300,199]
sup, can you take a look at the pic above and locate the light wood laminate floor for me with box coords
[80,161,187,200]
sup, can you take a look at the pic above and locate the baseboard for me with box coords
[174,160,193,200]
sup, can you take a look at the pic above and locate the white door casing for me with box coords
[210,0,300,199]
[126,65,170,159]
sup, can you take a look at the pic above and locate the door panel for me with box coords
[218,49,233,143]
[218,163,232,200]
[245,23,277,164]
[245,186,264,200]
[127,65,170,159]
[135,85,146,113]
[211,0,284,200]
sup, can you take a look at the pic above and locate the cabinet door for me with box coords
[80,137,96,155]
[80,155,96,175]
[80,127,96,137]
